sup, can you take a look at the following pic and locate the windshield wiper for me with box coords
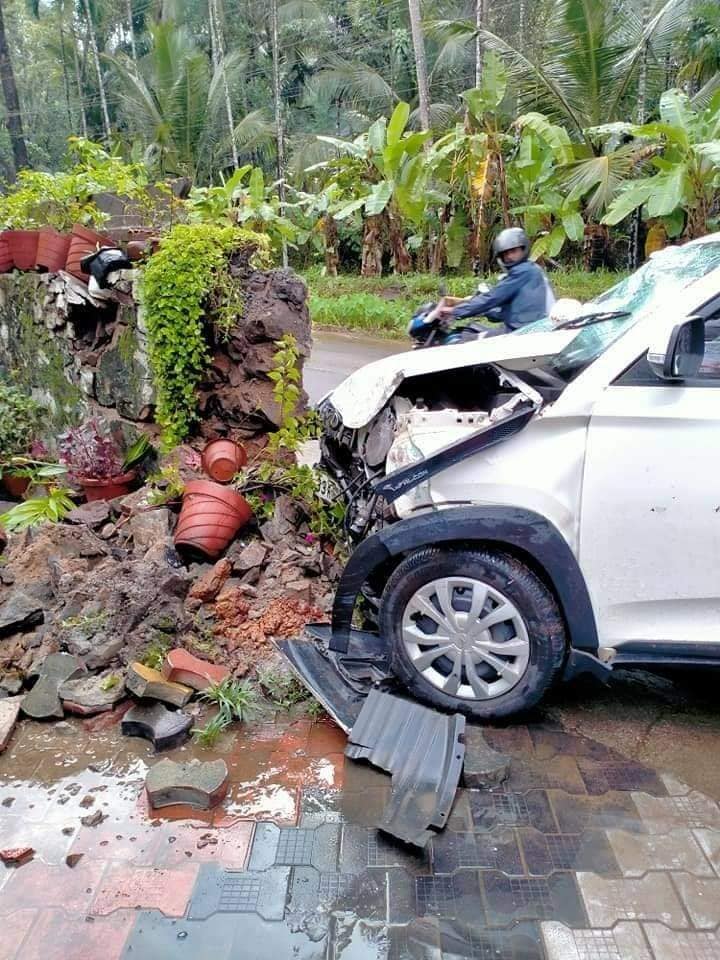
[555,309,632,330]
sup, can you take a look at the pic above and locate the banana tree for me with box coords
[603,89,720,239]
[308,101,432,276]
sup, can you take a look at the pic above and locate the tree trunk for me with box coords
[323,214,339,276]
[583,223,611,271]
[0,0,28,177]
[209,0,238,169]
[58,17,74,131]
[474,0,484,87]
[270,0,288,267]
[70,21,88,138]
[407,0,431,133]
[388,209,411,274]
[631,0,651,269]
[361,215,384,277]
[125,0,137,61]
[82,0,110,141]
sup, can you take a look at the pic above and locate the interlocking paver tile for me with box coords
[91,863,199,917]
[0,908,37,960]
[153,820,254,869]
[481,726,535,757]
[482,871,586,927]
[694,829,720,877]
[367,828,429,873]
[541,921,651,960]
[502,756,587,795]
[388,917,442,959]
[525,727,618,762]
[577,760,667,797]
[120,911,237,960]
[299,787,344,825]
[187,863,290,921]
[0,858,106,914]
[548,790,645,835]
[518,829,619,876]
[469,789,555,832]
[246,822,279,870]
[633,793,720,833]
[19,908,136,960]
[661,773,693,797]
[275,827,315,865]
[643,922,720,959]
[671,872,720,929]
[439,919,545,959]
[607,828,713,877]
[576,872,687,928]
[432,829,523,875]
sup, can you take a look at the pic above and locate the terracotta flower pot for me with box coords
[201,439,247,484]
[65,224,112,281]
[79,469,137,502]
[174,479,253,559]
[36,228,71,273]
[6,230,39,271]
[1,475,30,499]
[0,233,13,273]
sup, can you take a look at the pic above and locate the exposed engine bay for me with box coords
[318,363,548,539]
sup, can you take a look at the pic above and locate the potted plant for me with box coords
[0,385,44,498]
[58,419,142,502]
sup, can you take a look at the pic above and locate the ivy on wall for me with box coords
[140,223,270,446]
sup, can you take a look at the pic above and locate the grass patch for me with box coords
[303,268,628,339]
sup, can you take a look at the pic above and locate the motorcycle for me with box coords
[407,282,493,348]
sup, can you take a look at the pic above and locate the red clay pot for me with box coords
[65,224,112,280]
[6,230,39,271]
[0,233,13,273]
[174,479,253,559]
[36,228,71,273]
[79,469,136,502]
[1,475,30,499]
[201,439,247,484]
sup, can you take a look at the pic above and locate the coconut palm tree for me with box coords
[108,19,274,181]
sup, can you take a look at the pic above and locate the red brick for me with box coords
[0,908,37,959]
[161,649,230,691]
[20,908,135,960]
[91,864,198,917]
[153,819,254,869]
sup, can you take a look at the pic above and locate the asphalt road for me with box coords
[304,328,406,405]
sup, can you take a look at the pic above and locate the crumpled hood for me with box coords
[327,329,580,428]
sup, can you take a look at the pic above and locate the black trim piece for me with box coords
[373,404,535,504]
[611,640,720,662]
[561,649,611,683]
[346,687,466,848]
[330,506,599,655]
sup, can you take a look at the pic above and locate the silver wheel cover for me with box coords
[400,576,531,700]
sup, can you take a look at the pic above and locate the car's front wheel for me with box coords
[379,546,567,720]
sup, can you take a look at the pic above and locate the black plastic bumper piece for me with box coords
[346,688,466,848]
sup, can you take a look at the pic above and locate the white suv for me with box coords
[317,235,720,719]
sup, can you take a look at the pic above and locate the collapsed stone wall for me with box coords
[0,266,310,443]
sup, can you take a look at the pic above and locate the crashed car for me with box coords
[302,235,720,722]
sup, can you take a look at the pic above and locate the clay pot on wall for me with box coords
[78,469,137,502]
[0,233,13,273]
[201,439,247,483]
[36,228,71,273]
[6,230,39,271]
[174,480,253,560]
[65,224,112,280]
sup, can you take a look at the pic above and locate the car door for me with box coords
[579,299,720,654]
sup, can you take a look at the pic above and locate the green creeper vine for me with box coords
[140,223,270,446]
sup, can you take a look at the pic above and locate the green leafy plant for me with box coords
[141,634,172,671]
[0,487,75,532]
[0,458,68,485]
[192,712,230,748]
[146,462,185,505]
[140,223,271,446]
[0,385,43,458]
[122,434,153,472]
[243,462,346,544]
[200,676,257,723]
[61,611,107,631]
[257,664,309,709]
[266,334,321,454]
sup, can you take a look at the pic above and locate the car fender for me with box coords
[330,505,599,655]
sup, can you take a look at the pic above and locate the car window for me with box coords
[517,241,720,381]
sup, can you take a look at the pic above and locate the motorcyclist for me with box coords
[437,227,556,336]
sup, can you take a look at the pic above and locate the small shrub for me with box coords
[257,665,308,709]
[141,634,172,671]
[0,487,75,532]
[193,712,230,747]
[58,419,124,482]
[0,385,43,458]
[200,677,257,723]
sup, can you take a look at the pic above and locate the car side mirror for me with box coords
[648,316,705,381]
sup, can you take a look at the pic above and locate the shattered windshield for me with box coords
[517,240,720,378]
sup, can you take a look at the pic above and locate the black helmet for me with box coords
[493,227,529,269]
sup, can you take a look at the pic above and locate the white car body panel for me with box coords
[330,330,580,428]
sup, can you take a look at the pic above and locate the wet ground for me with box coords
[305,330,405,405]
[1,668,720,959]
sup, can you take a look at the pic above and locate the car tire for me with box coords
[379,546,567,720]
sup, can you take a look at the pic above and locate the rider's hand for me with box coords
[435,299,454,319]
